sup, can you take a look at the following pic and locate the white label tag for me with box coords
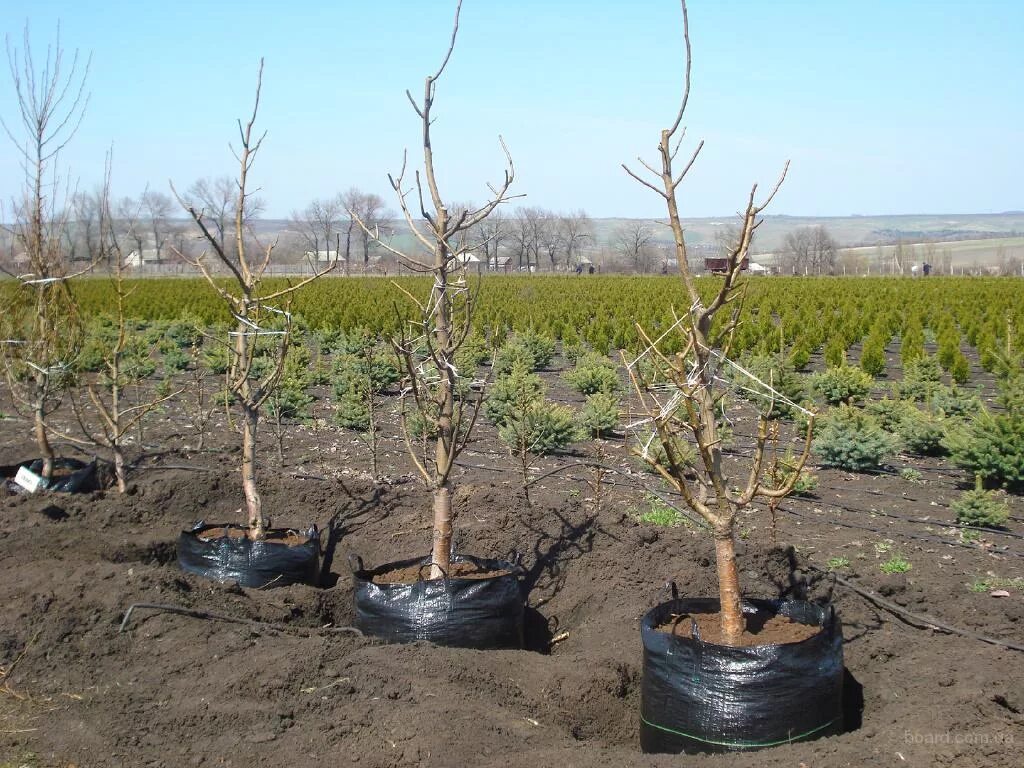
[14,465,47,493]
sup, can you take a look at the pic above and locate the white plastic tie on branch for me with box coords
[25,360,69,376]
[231,313,260,330]
[623,389,683,433]
[414,360,442,385]
[263,305,292,321]
[18,275,66,286]
[686,356,711,388]
[707,349,813,417]
[623,415,652,431]
[625,314,688,371]
[659,389,684,421]
[228,307,290,337]
[640,430,659,461]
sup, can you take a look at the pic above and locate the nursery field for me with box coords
[2,275,1023,767]
[66,275,1024,363]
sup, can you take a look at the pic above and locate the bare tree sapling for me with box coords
[62,165,183,491]
[171,60,336,539]
[623,0,815,645]
[0,25,91,483]
[351,0,518,578]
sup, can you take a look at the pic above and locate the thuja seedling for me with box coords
[899,467,924,484]
[880,555,912,574]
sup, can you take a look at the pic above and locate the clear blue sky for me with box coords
[2,0,1022,219]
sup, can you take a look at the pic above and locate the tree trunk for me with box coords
[34,383,54,481]
[344,225,352,277]
[430,486,452,578]
[429,257,455,577]
[714,530,744,643]
[242,402,265,539]
[113,443,127,494]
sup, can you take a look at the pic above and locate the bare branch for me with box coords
[430,0,463,82]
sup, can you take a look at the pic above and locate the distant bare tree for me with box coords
[477,206,506,268]
[114,195,147,267]
[346,189,389,269]
[511,206,544,270]
[186,175,264,259]
[338,188,363,268]
[1000,248,1023,276]
[291,194,344,267]
[186,176,233,252]
[782,225,837,275]
[559,209,593,269]
[896,241,914,275]
[507,209,529,270]
[539,211,562,270]
[937,246,953,275]
[611,221,655,273]
[71,188,104,263]
[141,189,174,264]
[836,248,867,276]
[713,224,740,258]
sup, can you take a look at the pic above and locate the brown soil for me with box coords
[371,561,511,585]
[656,609,821,647]
[197,526,312,547]
[1,340,1022,767]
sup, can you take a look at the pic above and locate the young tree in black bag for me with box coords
[350,0,517,579]
[623,0,814,646]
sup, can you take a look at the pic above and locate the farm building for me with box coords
[125,249,163,267]
[704,256,749,274]
[452,252,483,274]
[491,255,514,273]
[304,250,346,263]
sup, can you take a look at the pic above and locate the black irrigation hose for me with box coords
[459,456,1024,554]
[786,493,1024,540]
[132,463,219,473]
[783,507,1024,559]
[453,460,509,473]
[516,458,1024,553]
[118,602,364,637]
[809,568,1024,654]
[871,509,1023,540]
[130,462,347,486]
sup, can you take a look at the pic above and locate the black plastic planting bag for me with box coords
[352,553,526,649]
[640,597,844,754]
[3,458,98,494]
[178,522,320,588]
